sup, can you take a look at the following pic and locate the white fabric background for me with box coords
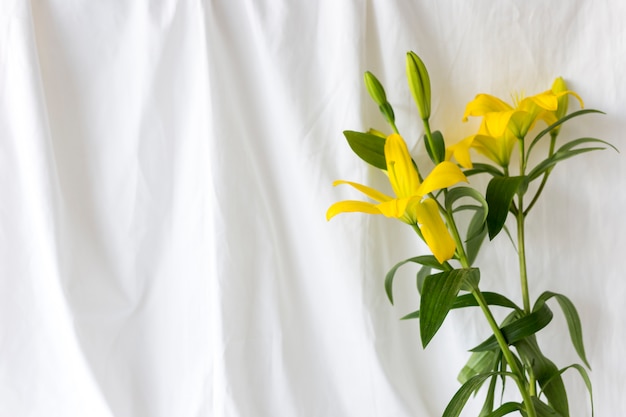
[1,1,624,416]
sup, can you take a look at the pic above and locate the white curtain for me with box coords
[1,1,624,416]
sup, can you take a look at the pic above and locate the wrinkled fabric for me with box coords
[1,1,625,416]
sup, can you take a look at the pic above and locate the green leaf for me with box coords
[425,130,446,164]
[416,265,431,294]
[458,350,499,384]
[443,372,512,417]
[540,364,594,417]
[471,303,553,352]
[420,268,479,347]
[515,336,569,416]
[463,162,505,178]
[400,290,521,321]
[378,102,396,127]
[453,292,521,311]
[485,176,526,239]
[445,186,489,218]
[527,108,605,158]
[343,130,387,170]
[529,396,564,417]
[484,402,523,417]
[384,256,445,304]
[478,373,498,416]
[527,137,617,181]
[535,291,590,368]
[465,206,488,266]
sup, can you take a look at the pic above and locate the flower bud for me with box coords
[363,71,387,106]
[406,51,431,120]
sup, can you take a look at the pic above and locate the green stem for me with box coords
[471,288,537,417]
[517,138,531,314]
[517,198,531,314]
[524,132,557,215]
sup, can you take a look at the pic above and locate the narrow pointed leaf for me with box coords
[425,130,446,164]
[540,364,594,417]
[385,256,445,304]
[528,137,616,181]
[443,372,512,417]
[527,108,605,157]
[471,303,553,352]
[400,290,520,321]
[453,292,521,311]
[515,337,569,416]
[420,268,480,347]
[478,373,498,416]
[484,402,524,417]
[462,162,505,178]
[465,206,488,265]
[416,265,431,294]
[343,130,387,170]
[458,350,499,384]
[535,291,591,368]
[485,176,526,239]
[529,397,563,417]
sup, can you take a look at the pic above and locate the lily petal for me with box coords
[326,200,381,220]
[463,94,513,121]
[385,133,421,198]
[522,91,558,112]
[414,198,456,263]
[447,136,475,169]
[376,197,415,221]
[332,180,392,203]
[417,161,468,196]
[483,110,517,137]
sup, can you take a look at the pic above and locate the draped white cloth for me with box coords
[1,1,625,416]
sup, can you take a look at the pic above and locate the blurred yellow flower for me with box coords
[448,81,583,168]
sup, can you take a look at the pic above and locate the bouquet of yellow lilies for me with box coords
[327,52,616,417]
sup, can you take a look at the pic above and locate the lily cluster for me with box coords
[327,51,615,417]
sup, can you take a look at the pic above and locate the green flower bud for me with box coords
[406,51,431,120]
[363,71,387,106]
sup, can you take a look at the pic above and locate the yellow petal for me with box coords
[447,136,475,169]
[376,197,414,221]
[332,180,392,203]
[384,133,421,198]
[522,91,558,112]
[326,200,381,220]
[414,198,456,263]
[417,161,467,196]
[463,94,513,121]
[483,110,517,137]
[473,132,516,167]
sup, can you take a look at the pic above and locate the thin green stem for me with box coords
[471,288,537,417]
[517,137,531,314]
[516,199,531,314]
[524,132,557,216]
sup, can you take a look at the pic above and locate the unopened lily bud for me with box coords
[364,71,387,106]
[406,51,431,120]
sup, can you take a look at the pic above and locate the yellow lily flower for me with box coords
[447,121,517,169]
[450,83,583,168]
[327,133,467,263]
[463,90,560,139]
